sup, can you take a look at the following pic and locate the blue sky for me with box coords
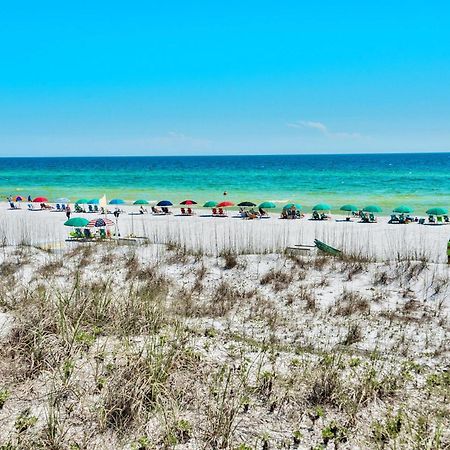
[1,1,450,156]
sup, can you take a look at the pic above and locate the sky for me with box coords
[1,1,450,156]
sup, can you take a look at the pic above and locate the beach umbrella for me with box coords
[180,200,197,205]
[237,201,256,207]
[64,217,89,227]
[203,201,218,208]
[426,207,448,216]
[109,198,125,205]
[88,198,100,204]
[340,204,358,212]
[217,201,235,208]
[393,205,413,214]
[283,203,302,210]
[87,218,114,228]
[259,201,276,209]
[55,197,70,204]
[14,196,23,202]
[133,199,149,205]
[33,197,48,203]
[76,199,90,204]
[363,205,382,213]
[157,200,173,207]
[312,203,331,211]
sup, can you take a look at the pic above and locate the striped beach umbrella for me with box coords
[87,218,114,228]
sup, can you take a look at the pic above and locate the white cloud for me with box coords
[287,120,363,139]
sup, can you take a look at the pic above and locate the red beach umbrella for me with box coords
[217,201,234,208]
[180,200,197,205]
[33,197,49,203]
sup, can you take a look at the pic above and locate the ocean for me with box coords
[1,153,449,212]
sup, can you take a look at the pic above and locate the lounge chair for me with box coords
[437,216,443,224]
[180,207,186,215]
[151,206,164,215]
[218,208,226,216]
[369,213,377,223]
[389,214,399,224]
[418,218,425,225]
[88,205,94,213]
[187,208,194,215]
[212,208,217,216]
[94,205,99,212]
[312,210,320,220]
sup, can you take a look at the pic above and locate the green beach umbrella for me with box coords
[312,203,332,211]
[133,199,149,205]
[340,204,358,212]
[363,205,382,213]
[283,203,302,210]
[259,201,276,209]
[203,201,218,207]
[64,217,89,227]
[393,205,413,214]
[426,207,448,215]
[75,199,89,204]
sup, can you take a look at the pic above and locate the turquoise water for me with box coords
[0,153,449,213]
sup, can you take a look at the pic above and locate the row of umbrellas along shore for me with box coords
[10,195,449,216]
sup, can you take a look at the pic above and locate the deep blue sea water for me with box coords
[0,153,449,212]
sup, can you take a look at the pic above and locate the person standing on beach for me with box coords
[65,204,71,220]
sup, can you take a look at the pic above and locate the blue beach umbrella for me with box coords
[88,198,99,204]
[55,197,70,204]
[157,200,173,207]
[109,198,125,205]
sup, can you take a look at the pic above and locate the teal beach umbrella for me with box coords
[283,203,302,210]
[88,198,99,204]
[64,217,89,227]
[312,203,332,211]
[133,199,149,205]
[203,201,218,207]
[363,205,382,213]
[75,199,89,204]
[259,201,276,209]
[426,207,448,215]
[340,204,358,212]
[393,205,413,214]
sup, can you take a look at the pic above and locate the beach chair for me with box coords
[187,208,194,215]
[428,215,435,223]
[312,210,320,220]
[99,228,106,239]
[180,207,186,215]
[389,214,398,224]
[212,208,217,216]
[437,216,443,224]
[418,218,425,225]
[75,228,83,239]
[444,215,449,223]
[83,228,92,239]
[218,208,226,216]
[75,204,83,213]
[94,205,99,212]
[55,203,61,211]
[369,213,376,223]
[88,205,93,213]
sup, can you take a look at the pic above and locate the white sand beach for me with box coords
[0,203,449,262]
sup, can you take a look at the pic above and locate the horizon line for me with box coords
[0,150,449,159]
